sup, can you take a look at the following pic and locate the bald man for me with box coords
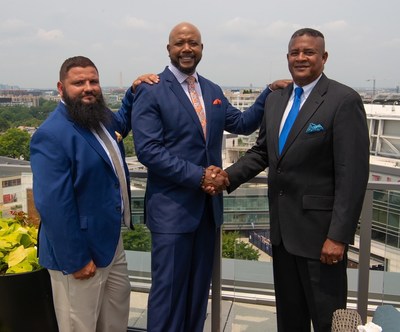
[132,22,288,331]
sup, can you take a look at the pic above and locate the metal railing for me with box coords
[128,170,400,330]
[209,180,400,330]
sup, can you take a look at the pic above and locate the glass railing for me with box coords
[357,181,400,321]
[126,171,400,331]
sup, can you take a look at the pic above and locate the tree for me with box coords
[0,99,55,128]
[0,106,30,124]
[0,117,10,132]
[0,128,31,160]
[123,133,135,157]
[29,99,57,121]
[122,224,151,252]
[222,231,260,261]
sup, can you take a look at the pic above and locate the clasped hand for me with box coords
[202,166,230,195]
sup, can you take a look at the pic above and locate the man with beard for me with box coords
[132,22,290,331]
[30,56,158,332]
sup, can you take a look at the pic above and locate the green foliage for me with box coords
[0,99,56,128]
[0,211,40,275]
[123,133,135,157]
[222,231,260,261]
[0,128,31,160]
[29,99,57,121]
[122,224,151,252]
[0,116,10,132]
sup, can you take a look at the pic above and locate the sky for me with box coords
[1,0,399,90]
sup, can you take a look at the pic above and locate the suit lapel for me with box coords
[72,121,120,174]
[279,75,328,157]
[165,69,206,141]
[58,102,118,172]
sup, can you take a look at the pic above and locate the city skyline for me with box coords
[1,0,399,90]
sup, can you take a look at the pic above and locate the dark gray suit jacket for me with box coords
[226,74,370,259]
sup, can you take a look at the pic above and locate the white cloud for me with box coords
[383,38,400,48]
[223,17,255,30]
[122,17,158,31]
[219,18,301,41]
[0,18,28,31]
[36,28,64,42]
[322,20,348,31]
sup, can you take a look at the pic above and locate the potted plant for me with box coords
[0,211,58,332]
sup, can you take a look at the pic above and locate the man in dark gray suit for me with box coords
[212,28,369,331]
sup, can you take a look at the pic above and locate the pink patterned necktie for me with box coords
[186,76,206,137]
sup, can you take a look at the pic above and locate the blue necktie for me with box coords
[279,87,304,154]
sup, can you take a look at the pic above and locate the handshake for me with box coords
[201,165,230,196]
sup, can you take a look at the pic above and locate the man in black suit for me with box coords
[213,28,370,331]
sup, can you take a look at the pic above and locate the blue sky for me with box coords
[1,0,399,90]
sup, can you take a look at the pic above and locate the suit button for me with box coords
[115,183,119,189]
[277,168,281,174]
[279,190,284,196]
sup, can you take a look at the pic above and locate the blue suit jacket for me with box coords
[132,67,270,233]
[30,89,133,274]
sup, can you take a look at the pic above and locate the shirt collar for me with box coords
[168,63,199,84]
[293,74,322,99]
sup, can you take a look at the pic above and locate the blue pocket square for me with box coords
[306,123,324,134]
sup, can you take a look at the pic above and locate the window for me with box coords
[2,179,21,188]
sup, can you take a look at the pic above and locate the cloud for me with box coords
[268,21,299,34]
[124,17,150,29]
[223,17,257,31]
[219,18,301,41]
[36,28,64,42]
[219,17,268,38]
[90,42,106,51]
[383,37,400,48]
[0,18,28,31]
[121,16,164,33]
[322,20,348,31]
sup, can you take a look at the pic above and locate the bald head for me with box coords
[169,22,202,44]
[167,22,203,75]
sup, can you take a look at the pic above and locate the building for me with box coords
[223,89,263,111]
[0,90,40,107]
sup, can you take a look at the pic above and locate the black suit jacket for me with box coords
[226,74,370,259]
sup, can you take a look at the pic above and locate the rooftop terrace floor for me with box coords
[128,290,278,331]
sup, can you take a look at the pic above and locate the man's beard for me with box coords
[170,56,200,75]
[63,88,111,131]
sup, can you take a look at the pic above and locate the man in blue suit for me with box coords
[30,56,157,332]
[132,22,289,332]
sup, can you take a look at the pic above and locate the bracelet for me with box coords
[200,168,206,187]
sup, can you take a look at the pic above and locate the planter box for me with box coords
[0,268,58,332]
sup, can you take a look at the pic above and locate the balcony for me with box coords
[1,160,399,330]
[126,171,400,331]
